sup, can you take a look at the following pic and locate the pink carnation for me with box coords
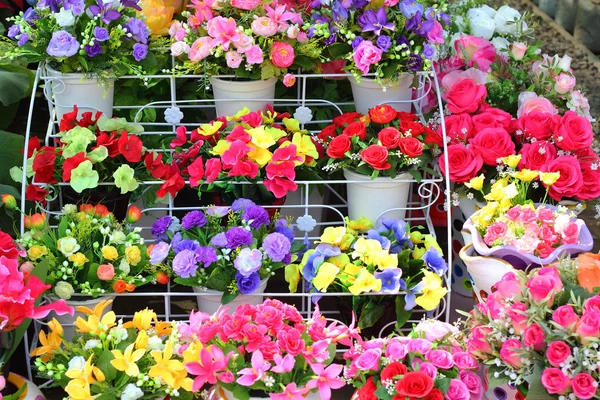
[353,40,382,75]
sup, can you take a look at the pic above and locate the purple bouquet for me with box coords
[308,0,451,82]
[4,0,154,77]
[149,199,299,303]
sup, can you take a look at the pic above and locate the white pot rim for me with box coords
[343,168,412,182]
[193,278,269,295]
[209,76,278,85]
[45,64,115,81]
[46,293,116,305]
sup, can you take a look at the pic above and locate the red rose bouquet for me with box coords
[149,107,320,203]
[465,258,600,399]
[318,105,441,179]
[345,320,482,400]
[15,106,156,205]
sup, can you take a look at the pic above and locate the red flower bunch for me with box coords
[151,107,319,201]
[318,105,441,178]
[438,79,600,203]
[19,106,155,203]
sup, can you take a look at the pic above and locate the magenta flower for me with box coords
[186,346,229,391]
[269,383,309,400]
[237,350,271,386]
[305,363,345,400]
[302,339,330,363]
[207,16,241,51]
[271,353,295,373]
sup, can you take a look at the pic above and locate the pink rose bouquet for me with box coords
[176,299,357,399]
[170,0,321,82]
[345,321,482,400]
[466,262,600,399]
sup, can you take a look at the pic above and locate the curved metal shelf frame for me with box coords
[19,62,453,379]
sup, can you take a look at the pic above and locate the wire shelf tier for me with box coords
[19,63,454,380]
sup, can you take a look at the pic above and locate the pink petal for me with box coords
[31,299,74,319]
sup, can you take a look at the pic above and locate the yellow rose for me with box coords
[101,245,119,261]
[540,172,561,186]
[27,245,48,260]
[125,246,142,266]
[501,154,522,169]
[514,169,539,182]
[464,174,485,191]
[69,252,89,266]
[138,0,175,37]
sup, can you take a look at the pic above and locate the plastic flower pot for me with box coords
[192,278,269,315]
[1,373,46,399]
[209,77,277,117]
[45,295,116,341]
[45,64,114,120]
[61,187,130,221]
[215,386,321,400]
[462,205,594,270]
[343,169,412,225]
[348,74,413,114]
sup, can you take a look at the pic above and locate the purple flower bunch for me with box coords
[308,0,451,80]
[149,199,296,299]
[4,0,152,76]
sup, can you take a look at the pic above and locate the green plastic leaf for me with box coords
[524,362,548,399]
[327,43,352,60]
[206,268,234,292]
[0,65,32,106]
[232,385,250,400]
[374,386,392,400]
[95,350,117,381]
[434,377,451,394]
[221,291,239,305]
[395,295,411,331]
[358,300,385,330]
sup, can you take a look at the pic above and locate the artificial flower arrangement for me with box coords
[345,319,483,400]
[286,217,448,332]
[0,231,74,380]
[308,0,451,83]
[149,199,300,303]
[32,302,194,400]
[437,73,600,207]
[465,255,600,399]
[14,107,156,205]
[317,105,442,180]
[176,298,357,399]
[17,204,158,299]
[149,107,320,203]
[169,0,322,83]
[3,0,156,78]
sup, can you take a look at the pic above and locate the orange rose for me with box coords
[368,105,397,124]
[578,253,600,293]
[113,280,127,294]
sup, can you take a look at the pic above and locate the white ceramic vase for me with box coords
[459,244,515,302]
[343,169,412,224]
[45,65,114,120]
[214,386,320,400]
[349,74,413,113]
[193,279,269,315]
[209,77,277,117]
[45,295,116,340]
[5,373,46,399]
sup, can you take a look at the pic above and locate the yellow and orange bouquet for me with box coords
[32,300,194,400]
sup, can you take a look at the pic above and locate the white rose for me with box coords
[286,25,299,39]
[67,356,86,373]
[478,4,497,17]
[170,41,190,56]
[55,281,74,300]
[119,258,130,274]
[494,5,522,35]
[469,15,496,39]
[554,214,571,234]
[57,237,80,257]
[466,6,494,19]
[84,339,101,350]
[557,54,572,72]
[109,231,126,244]
[111,327,128,342]
[121,384,143,400]
[147,336,164,351]
[54,8,75,27]
[491,37,510,52]
[62,204,77,215]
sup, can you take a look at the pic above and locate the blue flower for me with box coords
[422,247,447,275]
[423,44,435,60]
[242,205,270,229]
[231,198,256,212]
[376,35,392,52]
[405,281,425,310]
[374,268,403,294]
[236,272,261,294]
[399,0,423,18]
[366,230,391,250]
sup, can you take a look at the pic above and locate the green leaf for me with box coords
[327,43,352,60]
[486,366,509,388]
[0,183,20,198]
[358,300,385,331]
[374,386,392,400]
[434,377,451,394]
[58,217,70,237]
[96,350,117,381]
[221,291,239,305]
[0,65,33,106]
[143,107,156,122]
[206,268,234,292]
[87,263,100,287]
[524,362,547,399]
[293,55,315,70]
[232,385,250,400]
[408,169,422,182]
[2,379,27,400]
[395,295,411,331]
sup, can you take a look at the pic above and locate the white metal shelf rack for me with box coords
[19,63,453,379]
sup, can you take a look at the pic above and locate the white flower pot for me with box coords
[45,65,114,120]
[193,279,269,315]
[459,244,515,302]
[45,295,116,340]
[213,386,320,400]
[457,197,486,245]
[209,77,277,117]
[5,373,46,399]
[343,169,411,224]
[349,74,414,114]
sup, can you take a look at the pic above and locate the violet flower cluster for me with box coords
[308,0,451,81]
[4,0,153,76]
[149,200,296,299]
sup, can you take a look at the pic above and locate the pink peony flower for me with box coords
[552,305,579,331]
[517,92,558,117]
[251,17,277,37]
[353,40,382,75]
[188,37,212,62]
[572,373,596,399]
[225,51,243,68]
[233,34,253,53]
[245,45,264,64]
[282,73,296,87]
[541,368,571,395]
[546,341,572,367]
[499,339,524,369]
[270,42,294,68]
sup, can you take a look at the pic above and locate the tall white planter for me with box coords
[209,77,277,117]
[457,197,486,244]
[46,295,115,340]
[343,169,411,224]
[349,74,413,113]
[193,279,269,315]
[214,386,321,400]
[45,65,114,120]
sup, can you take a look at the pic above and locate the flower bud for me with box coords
[1,194,17,209]
[127,205,142,224]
